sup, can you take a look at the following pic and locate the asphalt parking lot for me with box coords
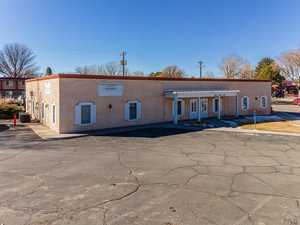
[1,125,300,225]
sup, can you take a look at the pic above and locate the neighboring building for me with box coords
[0,77,28,98]
[282,80,299,96]
[26,74,271,134]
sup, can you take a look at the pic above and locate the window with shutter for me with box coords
[241,96,249,111]
[125,100,141,121]
[260,96,267,108]
[75,102,96,125]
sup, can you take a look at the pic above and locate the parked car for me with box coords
[293,97,300,105]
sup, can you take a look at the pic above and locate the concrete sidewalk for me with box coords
[27,123,87,140]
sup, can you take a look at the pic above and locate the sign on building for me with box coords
[97,83,124,96]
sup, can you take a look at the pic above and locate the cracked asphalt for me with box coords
[1,125,300,225]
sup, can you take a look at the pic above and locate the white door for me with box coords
[200,98,208,118]
[189,99,198,119]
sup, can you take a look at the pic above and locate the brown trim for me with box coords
[0,77,30,80]
[26,74,272,83]
[0,88,25,91]
[0,80,2,90]
[26,75,59,82]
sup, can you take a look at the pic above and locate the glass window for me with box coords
[129,102,137,120]
[6,80,13,88]
[214,98,219,113]
[191,101,197,112]
[177,101,182,115]
[261,96,267,108]
[41,103,44,119]
[201,99,208,112]
[81,105,91,124]
[5,91,13,97]
[242,96,249,111]
[32,101,35,113]
[52,105,56,123]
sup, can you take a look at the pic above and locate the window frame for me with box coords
[129,101,138,121]
[260,96,267,109]
[52,104,56,124]
[177,99,184,116]
[41,103,45,119]
[79,103,93,125]
[212,97,221,113]
[32,100,35,114]
[126,100,140,121]
[6,80,13,88]
[75,102,96,126]
[241,96,250,111]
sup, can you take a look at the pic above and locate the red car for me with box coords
[293,97,300,105]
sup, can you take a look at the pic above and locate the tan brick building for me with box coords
[0,77,27,98]
[26,74,271,134]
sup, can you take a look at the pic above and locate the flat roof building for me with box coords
[26,74,271,134]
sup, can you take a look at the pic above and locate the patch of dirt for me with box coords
[241,121,300,133]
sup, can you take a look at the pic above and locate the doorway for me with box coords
[189,99,198,119]
[200,98,208,118]
[189,98,209,119]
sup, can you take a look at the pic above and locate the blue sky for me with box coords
[0,0,299,76]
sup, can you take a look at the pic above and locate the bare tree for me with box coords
[132,71,144,76]
[219,54,246,79]
[75,66,91,74]
[239,63,255,79]
[278,49,300,96]
[104,62,122,75]
[75,65,104,75]
[0,43,39,78]
[278,49,300,83]
[75,62,126,76]
[202,70,215,78]
[161,65,185,78]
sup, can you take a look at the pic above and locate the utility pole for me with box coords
[198,61,204,78]
[120,51,127,76]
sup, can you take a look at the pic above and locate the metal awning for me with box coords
[164,89,240,98]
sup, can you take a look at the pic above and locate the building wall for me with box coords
[26,76,271,134]
[25,78,60,133]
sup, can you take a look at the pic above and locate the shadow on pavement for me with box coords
[0,124,9,132]
[86,127,197,138]
[104,127,196,138]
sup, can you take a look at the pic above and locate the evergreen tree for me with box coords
[45,67,53,75]
[255,58,284,84]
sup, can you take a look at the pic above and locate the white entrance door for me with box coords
[200,98,208,118]
[189,99,198,119]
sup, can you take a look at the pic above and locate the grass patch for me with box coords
[241,121,300,133]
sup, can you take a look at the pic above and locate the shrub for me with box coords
[0,103,24,119]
